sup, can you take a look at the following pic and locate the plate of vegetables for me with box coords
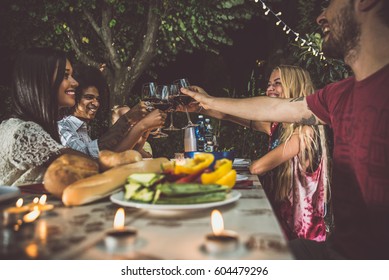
[110,188,241,211]
[110,153,241,210]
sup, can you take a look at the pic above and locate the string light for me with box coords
[256,0,325,60]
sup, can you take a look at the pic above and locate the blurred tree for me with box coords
[0,0,267,107]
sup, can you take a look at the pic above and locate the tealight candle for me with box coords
[3,198,30,227]
[104,208,137,253]
[27,195,54,212]
[204,210,239,254]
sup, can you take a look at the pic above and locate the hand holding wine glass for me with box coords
[173,78,198,128]
[141,82,169,138]
[164,84,181,131]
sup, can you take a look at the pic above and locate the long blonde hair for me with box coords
[272,65,330,202]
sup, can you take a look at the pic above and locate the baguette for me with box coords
[62,157,169,206]
[44,154,99,198]
[98,149,142,171]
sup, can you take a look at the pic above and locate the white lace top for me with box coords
[0,118,64,186]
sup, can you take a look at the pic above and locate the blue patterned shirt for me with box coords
[58,115,99,158]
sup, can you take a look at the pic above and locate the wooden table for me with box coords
[0,160,293,260]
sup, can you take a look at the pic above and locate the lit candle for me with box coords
[10,208,41,240]
[27,195,54,212]
[23,207,41,223]
[204,209,239,254]
[104,208,137,252]
[3,198,30,226]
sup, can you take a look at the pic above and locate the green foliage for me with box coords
[0,0,261,105]
[290,32,352,89]
[290,0,352,88]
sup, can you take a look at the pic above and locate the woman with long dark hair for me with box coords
[0,48,79,185]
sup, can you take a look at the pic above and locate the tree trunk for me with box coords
[106,0,161,108]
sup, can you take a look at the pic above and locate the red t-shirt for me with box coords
[306,64,389,259]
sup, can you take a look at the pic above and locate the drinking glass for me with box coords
[173,78,197,129]
[164,84,181,131]
[141,83,168,138]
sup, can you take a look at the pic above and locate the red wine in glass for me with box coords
[153,101,172,111]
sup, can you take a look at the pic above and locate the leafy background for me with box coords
[0,0,351,160]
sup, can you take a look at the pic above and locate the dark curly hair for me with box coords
[69,64,109,116]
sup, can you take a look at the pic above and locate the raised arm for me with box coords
[178,101,271,134]
[182,87,325,125]
[113,110,166,152]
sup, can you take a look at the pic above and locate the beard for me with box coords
[322,2,361,60]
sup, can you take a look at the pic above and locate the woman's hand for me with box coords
[181,86,214,110]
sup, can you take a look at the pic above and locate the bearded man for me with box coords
[182,0,389,259]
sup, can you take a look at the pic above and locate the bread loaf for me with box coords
[62,157,169,206]
[44,154,99,198]
[98,150,143,171]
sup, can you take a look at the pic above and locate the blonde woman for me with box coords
[181,65,330,241]
[248,65,330,241]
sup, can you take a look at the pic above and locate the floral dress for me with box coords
[262,123,327,241]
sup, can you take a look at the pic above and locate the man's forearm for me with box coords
[98,116,131,150]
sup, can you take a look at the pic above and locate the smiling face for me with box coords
[266,69,284,98]
[58,59,78,108]
[317,0,361,60]
[73,86,100,121]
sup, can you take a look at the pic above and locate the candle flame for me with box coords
[33,197,39,204]
[23,209,41,223]
[16,198,23,208]
[25,243,39,259]
[113,208,125,230]
[39,195,47,205]
[211,209,224,235]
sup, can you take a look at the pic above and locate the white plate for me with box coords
[236,174,249,181]
[0,186,21,203]
[110,190,241,211]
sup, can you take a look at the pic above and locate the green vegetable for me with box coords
[156,183,229,196]
[155,192,226,204]
[124,182,142,200]
[130,187,155,203]
[127,173,164,187]
[123,173,230,205]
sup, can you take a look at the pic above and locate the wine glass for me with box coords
[141,83,168,138]
[164,84,181,131]
[173,78,198,129]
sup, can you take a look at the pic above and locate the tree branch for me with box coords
[83,4,121,71]
[126,0,160,90]
[83,10,101,36]
[100,2,121,70]
[64,28,100,68]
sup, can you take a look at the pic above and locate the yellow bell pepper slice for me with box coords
[174,153,214,175]
[201,159,232,184]
[215,169,237,188]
